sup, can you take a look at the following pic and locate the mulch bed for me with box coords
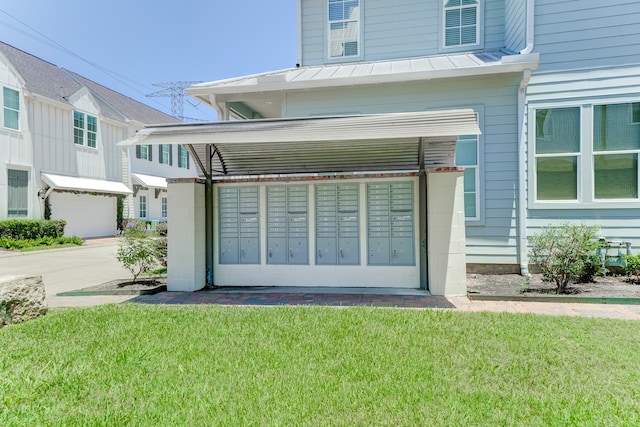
[57,277,167,296]
[467,273,640,303]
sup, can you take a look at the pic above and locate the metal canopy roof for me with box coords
[42,173,132,195]
[123,110,480,176]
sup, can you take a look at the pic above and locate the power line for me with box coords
[0,8,211,120]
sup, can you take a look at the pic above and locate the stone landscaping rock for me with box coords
[0,275,47,327]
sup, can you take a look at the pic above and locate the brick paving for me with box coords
[129,290,455,309]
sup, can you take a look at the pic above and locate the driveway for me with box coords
[0,238,135,307]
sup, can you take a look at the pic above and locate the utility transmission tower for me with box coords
[147,81,202,121]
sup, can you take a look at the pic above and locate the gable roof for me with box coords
[0,41,178,125]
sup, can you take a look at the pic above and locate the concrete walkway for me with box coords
[2,239,640,319]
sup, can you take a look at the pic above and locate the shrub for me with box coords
[156,222,168,237]
[0,219,66,240]
[155,237,168,267]
[0,236,82,250]
[624,254,640,283]
[529,223,600,294]
[116,234,159,283]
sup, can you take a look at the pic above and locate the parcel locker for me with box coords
[218,186,260,264]
[315,183,359,265]
[267,185,309,264]
[367,182,415,265]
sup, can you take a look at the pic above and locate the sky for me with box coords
[0,0,298,121]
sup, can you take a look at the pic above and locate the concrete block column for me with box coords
[167,179,206,292]
[427,167,467,296]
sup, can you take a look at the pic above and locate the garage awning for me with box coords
[131,173,167,189]
[41,173,132,195]
[122,110,480,176]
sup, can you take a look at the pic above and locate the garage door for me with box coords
[49,192,117,238]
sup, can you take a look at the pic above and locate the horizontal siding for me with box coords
[301,0,325,66]
[285,73,522,264]
[504,0,526,52]
[535,0,640,72]
[301,0,507,66]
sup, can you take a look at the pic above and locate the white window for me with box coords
[328,0,360,58]
[178,145,189,168]
[3,87,19,130]
[532,102,640,206]
[7,169,28,217]
[136,144,151,161]
[161,197,167,218]
[444,0,479,48]
[139,195,147,218]
[455,134,480,219]
[73,111,98,148]
[159,144,172,165]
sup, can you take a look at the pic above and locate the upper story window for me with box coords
[178,145,189,168]
[455,134,480,220]
[136,144,152,161]
[3,87,20,130]
[7,169,28,217]
[73,111,98,148]
[444,0,479,48]
[532,102,640,207]
[328,0,360,59]
[159,144,172,165]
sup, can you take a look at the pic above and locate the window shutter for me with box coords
[169,144,173,166]
[187,150,190,169]
[136,145,141,159]
[148,145,152,161]
[158,145,163,163]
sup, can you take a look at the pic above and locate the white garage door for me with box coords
[49,192,117,238]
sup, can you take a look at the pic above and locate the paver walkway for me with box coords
[123,289,640,320]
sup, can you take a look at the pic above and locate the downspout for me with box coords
[519,0,535,55]
[517,70,531,277]
[517,0,535,276]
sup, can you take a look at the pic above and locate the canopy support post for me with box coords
[418,137,428,290]
[205,144,214,287]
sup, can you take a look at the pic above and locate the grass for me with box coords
[1,305,640,426]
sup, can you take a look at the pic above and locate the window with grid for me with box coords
[328,0,360,58]
[7,169,28,217]
[444,0,479,48]
[455,134,480,219]
[73,111,98,147]
[532,102,640,205]
[139,195,147,218]
[178,145,189,168]
[136,144,152,161]
[161,197,167,218]
[159,144,172,165]
[3,87,19,130]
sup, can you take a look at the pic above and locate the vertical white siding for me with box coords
[535,0,640,72]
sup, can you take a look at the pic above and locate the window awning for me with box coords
[122,110,480,176]
[131,173,167,189]
[41,173,132,195]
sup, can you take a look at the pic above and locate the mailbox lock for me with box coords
[317,249,322,257]
[240,249,245,256]
[339,248,344,258]
[393,248,398,258]
[268,248,272,257]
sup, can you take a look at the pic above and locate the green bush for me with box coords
[0,236,82,250]
[0,219,66,239]
[116,234,160,283]
[529,223,600,294]
[624,254,640,282]
[156,222,168,237]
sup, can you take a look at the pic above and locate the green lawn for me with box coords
[1,305,639,426]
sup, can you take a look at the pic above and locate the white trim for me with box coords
[41,173,132,195]
[132,173,167,189]
[441,0,482,51]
